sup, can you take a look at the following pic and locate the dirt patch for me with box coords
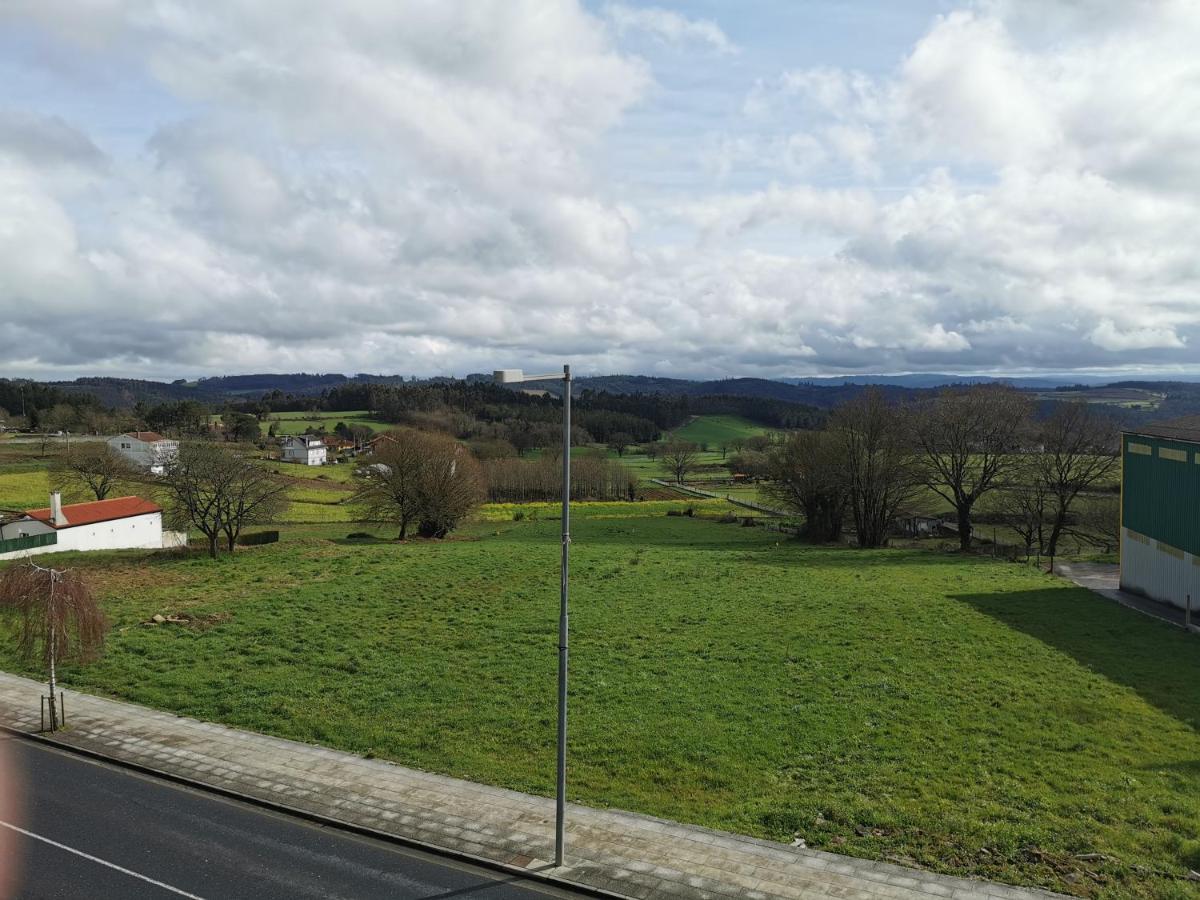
[141,611,231,630]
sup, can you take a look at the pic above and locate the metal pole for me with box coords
[556,364,571,867]
[47,571,59,731]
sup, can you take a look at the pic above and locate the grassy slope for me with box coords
[270,411,389,435]
[671,415,766,446]
[2,518,1197,897]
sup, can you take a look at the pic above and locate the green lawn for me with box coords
[2,517,1197,897]
[269,410,389,435]
[0,466,50,510]
[670,415,767,447]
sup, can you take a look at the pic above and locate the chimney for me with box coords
[50,491,68,527]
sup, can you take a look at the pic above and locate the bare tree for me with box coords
[353,429,429,539]
[52,445,139,502]
[161,443,241,558]
[607,432,634,458]
[1033,401,1120,558]
[910,386,1033,551]
[996,464,1049,558]
[661,440,700,483]
[415,438,485,538]
[0,561,108,730]
[1070,494,1120,555]
[219,461,290,551]
[766,430,847,542]
[830,389,921,549]
[354,429,483,539]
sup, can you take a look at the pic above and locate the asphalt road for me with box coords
[0,737,581,900]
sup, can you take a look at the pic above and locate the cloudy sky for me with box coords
[1,0,1198,381]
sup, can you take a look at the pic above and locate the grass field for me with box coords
[0,467,50,510]
[2,517,1197,898]
[269,410,389,435]
[670,415,767,447]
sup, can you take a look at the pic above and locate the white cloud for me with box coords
[1089,320,1186,352]
[604,4,735,54]
[0,0,1198,380]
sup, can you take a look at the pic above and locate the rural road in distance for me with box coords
[1,737,586,900]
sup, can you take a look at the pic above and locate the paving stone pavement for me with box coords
[0,672,1066,900]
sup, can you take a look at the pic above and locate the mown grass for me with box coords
[1,517,1197,898]
[269,410,389,435]
[670,414,767,447]
[0,467,50,509]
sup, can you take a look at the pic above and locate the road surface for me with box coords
[0,736,582,900]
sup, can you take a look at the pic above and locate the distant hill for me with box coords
[29,371,1200,420]
[780,373,1104,389]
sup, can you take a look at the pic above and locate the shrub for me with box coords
[237,530,280,546]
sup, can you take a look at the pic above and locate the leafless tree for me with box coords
[52,445,140,502]
[607,432,634,458]
[1033,401,1120,558]
[910,386,1033,551]
[830,389,921,549]
[996,463,1049,557]
[1070,494,1121,555]
[483,455,635,502]
[354,429,483,539]
[661,440,700,483]
[219,461,290,552]
[161,443,242,558]
[415,438,485,538]
[766,430,847,542]
[0,561,108,730]
[353,429,428,539]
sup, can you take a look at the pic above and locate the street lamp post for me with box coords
[494,366,571,867]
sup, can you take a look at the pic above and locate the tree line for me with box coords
[762,386,1118,555]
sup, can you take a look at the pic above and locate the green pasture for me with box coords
[269,410,389,436]
[2,516,1197,897]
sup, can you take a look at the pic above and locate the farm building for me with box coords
[280,434,327,466]
[1120,416,1200,611]
[108,431,179,475]
[0,493,184,560]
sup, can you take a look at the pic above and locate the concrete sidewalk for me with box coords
[1055,562,1199,632]
[0,672,1063,900]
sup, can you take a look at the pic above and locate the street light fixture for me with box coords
[494,366,571,867]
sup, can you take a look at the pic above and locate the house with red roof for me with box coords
[0,492,174,560]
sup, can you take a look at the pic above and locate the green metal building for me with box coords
[1120,416,1200,610]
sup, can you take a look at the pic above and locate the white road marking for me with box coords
[0,819,208,899]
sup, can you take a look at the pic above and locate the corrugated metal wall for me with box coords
[1122,434,1200,555]
[1121,432,1200,609]
[1120,528,1200,611]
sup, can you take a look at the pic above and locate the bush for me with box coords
[512,510,526,521]
[237,530,280,546]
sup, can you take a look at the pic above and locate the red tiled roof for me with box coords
[25,496,162,530]
[122,431,169,443]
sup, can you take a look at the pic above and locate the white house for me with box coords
[0,493,176,560]
[108,431,179,475]
[280,434,327,466]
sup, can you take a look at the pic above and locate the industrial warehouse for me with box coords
[1120,415,1200,612]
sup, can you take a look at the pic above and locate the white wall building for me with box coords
[280,435,327,466]
[0,493,172,560]
[108,431,179,475]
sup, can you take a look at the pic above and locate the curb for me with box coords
[0,724,627,900]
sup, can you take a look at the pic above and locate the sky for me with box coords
[1,0,1198,382]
